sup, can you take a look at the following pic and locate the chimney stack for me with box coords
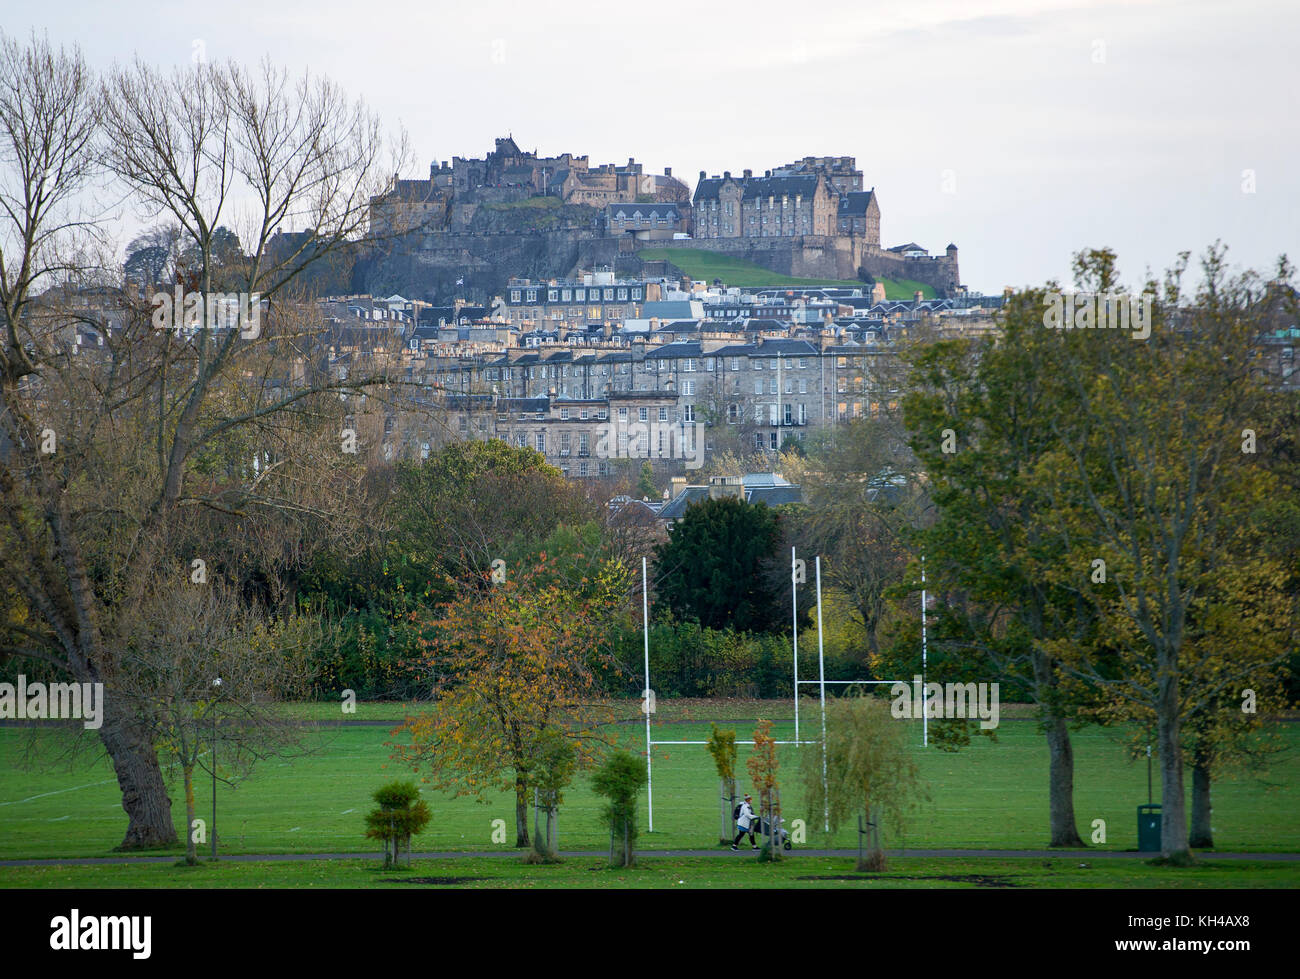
[743,168,752,178]
[664,166,672,177]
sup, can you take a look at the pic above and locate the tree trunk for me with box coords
[1043,710,1085,847]
[514,776,530,848]
[858,803,886,871]
[1033,650,1085,847]
[183,764,197,865]
[99,692,177,849]
[1157,670,1193,862]
[1190,753,1213,849]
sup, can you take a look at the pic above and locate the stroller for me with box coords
[753,814,794,850]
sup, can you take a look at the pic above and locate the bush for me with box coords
[364,780,431,868]
[591,751,647,867]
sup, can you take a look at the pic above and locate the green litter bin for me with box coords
[1137,804,1161,852]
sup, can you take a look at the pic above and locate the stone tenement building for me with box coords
[406,335,902,478]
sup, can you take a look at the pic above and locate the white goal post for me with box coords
[640,549,927,833]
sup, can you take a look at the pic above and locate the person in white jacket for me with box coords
[731,794,758,850]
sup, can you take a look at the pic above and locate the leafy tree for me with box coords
[706,724,738,843]
[802,691,925,870]
[389,439,593,597]
[124,224,182,288]
[654,496,783,633]
[393,557,625,846]
[635,460,657,500]
[1036,245,1295,862]
[901,283,1101,846]
[800,417,925,661]
[746,719,782,861]
[364,781,431,868]
[591,750,648,867]
[528,728,576,862]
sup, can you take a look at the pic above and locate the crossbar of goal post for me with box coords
[641,549,925,834]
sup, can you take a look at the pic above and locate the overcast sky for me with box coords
[7,0,1296,294]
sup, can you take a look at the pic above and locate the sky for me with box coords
[6,0,1297,295]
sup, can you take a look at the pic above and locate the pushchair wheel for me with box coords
[783,839,792,850]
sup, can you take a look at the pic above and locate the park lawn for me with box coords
[636,247,937,298]
[1,855,1295,889]
[1,710,1296,862]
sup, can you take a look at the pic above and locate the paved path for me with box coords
[3,848,1297,868]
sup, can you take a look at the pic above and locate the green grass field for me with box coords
[637,247,937,298]
[3,856,1295,889]
[2,705,1296,867]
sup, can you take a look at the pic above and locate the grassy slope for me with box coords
[637,247,937,298]
[2,713,1296,861]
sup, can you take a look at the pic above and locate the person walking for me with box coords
[731,793,757,850]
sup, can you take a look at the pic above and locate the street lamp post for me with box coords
[211,676,222,860]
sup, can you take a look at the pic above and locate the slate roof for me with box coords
[692,176,734,202]
[740,175,819,201]
[657,486,710,520]
[746,486,802,506]
[607,203,681,221]
[837,190,877,216]
[746,338,820,357]
[644,341,703,361]
[640,301,697,319]
[497,397,548,413]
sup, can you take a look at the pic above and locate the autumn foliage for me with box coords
[392,553,630,847]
